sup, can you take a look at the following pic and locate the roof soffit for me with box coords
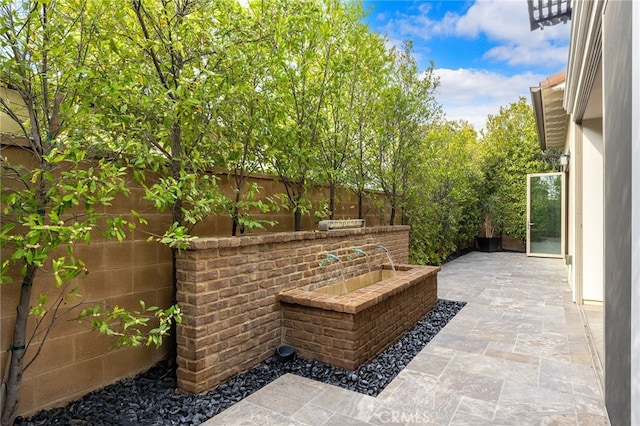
[564,0,604,122]
[531,71,569,150]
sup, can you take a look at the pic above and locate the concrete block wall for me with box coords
[175,226,409,393]
[191,172,392,236]
[0,186,175,417]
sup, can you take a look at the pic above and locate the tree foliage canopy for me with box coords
[476,97,549,241]
[407,121,481,264]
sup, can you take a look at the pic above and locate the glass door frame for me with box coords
[526,172,566,258]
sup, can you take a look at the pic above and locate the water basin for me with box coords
[277,264,439,370]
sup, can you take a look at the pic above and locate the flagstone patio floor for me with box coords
[202,251,608,425]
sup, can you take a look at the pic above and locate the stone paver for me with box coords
[203,251,608,425]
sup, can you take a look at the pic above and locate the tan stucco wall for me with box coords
[0,87,29,137]
[565,122,577,298]
[563,117,604,304]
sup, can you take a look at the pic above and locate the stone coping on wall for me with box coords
[276,264,440,314]
[185,225,411,250]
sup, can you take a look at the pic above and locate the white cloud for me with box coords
[366,1,571,129]
[445,0,570,67]
[452,0,530,39]
[483,43,569,67]
[441,103,501,131]
[434,67,545,129]
[371,0,571,70]
[465,0,569,39]
[373,3,439,42]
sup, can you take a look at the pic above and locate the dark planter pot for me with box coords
[476,237,502,253]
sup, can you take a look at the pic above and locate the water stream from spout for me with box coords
[372,245,396,275]
[321,253,347,294]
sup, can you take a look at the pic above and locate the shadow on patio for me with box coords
[204,251,607,425]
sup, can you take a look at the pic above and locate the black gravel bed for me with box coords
[441,247,473,264]
[23,299,465,426]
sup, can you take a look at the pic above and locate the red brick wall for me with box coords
[175,226,410,393]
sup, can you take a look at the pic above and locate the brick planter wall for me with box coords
[278,264,439,370]
[175,226,409,393]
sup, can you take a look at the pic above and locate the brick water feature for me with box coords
[278,264,439,370]
[175,226,426,393]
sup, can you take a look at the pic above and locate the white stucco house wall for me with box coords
[529,1,638,423]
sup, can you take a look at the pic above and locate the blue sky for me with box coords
[362,0,571,129]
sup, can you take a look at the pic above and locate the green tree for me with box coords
[260,0,342,231]
[0,2,179,424]
[407,121,481,264]
[319,13,389,219]
[207,3,278,235]
[340,30,389,220]
[87,0,235,238]
[478,97,548,241]
[349,49,388,219]
[316,2,378,219]
[371,40,441,225]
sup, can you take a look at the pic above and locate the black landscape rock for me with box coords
[25,299,465,426]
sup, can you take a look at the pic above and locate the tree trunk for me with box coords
[231,189,242,236]
[230,201,246,235]
[294,180,304,232]
[167,123,182,366]
[401,208,409,226]
[1,264,38,426]
[329,183,336,220]
[231,206,239,236]
[170,121,183,227]
[231,171,248,237]
[389,205,396,226]
[294,209,302,232]
[357,191,363,219]
[2,162,50,425]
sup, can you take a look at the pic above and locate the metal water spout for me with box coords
[319,253,341,266]
[349,248,368,257]
[348,248,371,273]
[325,253,341,262]
[319,253,347,293]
